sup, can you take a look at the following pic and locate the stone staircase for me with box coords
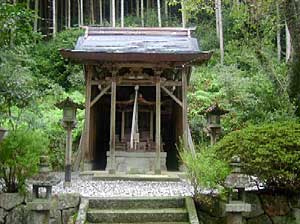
[76,197,199,224]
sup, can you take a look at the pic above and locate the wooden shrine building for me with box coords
[61,27,211,174]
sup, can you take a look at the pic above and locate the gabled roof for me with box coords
[60,27,212,65]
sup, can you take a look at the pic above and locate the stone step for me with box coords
[87,222,190,224]
[88,197,185,209]
[86,208,189,223]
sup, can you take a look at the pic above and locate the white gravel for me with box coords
[52,173,194,198]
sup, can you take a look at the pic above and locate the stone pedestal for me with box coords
[106,151,167,174]
[27,200,51,224]
[225,202,251,224]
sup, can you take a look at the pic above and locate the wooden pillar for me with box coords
[84,66,93,170]
[121,111,125,142]
[150,111,153,141]
[182,68,188,149]
[155,77,161,174]
[157,0,161,27]
[121,0,124,27]
[109,76,117,174]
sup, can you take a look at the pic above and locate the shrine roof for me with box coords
[60,27,212,65]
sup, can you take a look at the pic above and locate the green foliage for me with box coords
[212,121,300,192]
[31,28,84,90]
[0,3,40,48]
[0,47,39,128]
[180,145,230,193]
[0,128,49,193]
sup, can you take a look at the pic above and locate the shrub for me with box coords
[213,121,300,192]
[0,128,49,193]
[180,146,230,194]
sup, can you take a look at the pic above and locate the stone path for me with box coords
[52,173,194,197]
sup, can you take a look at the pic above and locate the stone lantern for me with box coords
[0,127,7,142]
[203,103,228,145]
[55,97,84,186]
[225,156,251,224]
[28,155,60,224]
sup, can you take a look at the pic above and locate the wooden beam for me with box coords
[161,86,182,107]
[84,66,93,165]
[109,76,117,174]
[90,85,111,107]
[91,80,182,86]
[155,77,161,174]
[182,68,188,150]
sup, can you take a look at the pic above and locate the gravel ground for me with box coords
[51,172,194,197]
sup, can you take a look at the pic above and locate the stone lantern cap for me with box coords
[55,97,84,110]
[30,156,60,187]
[225,156,249,189]
[204,103,229,115]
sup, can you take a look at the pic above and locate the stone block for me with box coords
[0,208,7,224]
[226,203,251,213]
[197,211,226,224]
[195,194,226,218]
[292,208,300,222]
[62,208,77,224]
[247,214,272,224]
[57,194,80,210]
[261,194,290,217]
[290,195,300,209]
[27,200,51,211]
[0,193,24,210]
[6,205,29,224]
[244,192,264,218]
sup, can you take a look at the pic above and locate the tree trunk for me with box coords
[121,0,124,27]
[157,0,161,27]
[100,0,103,26]
[164,0,168,26]
[80,0,84,25]
[284,0,300,116]
[286,20,291,62]
[215,0,220,38]
[112,0,116,27]
[217,0,224,64]
[141,0,144,26]
[34,0,39,32]
[136,0,140,17]
[181,0,186,28]
[27,0,30,9]
[53,0,57,37]
[67,0,71,27]
[90,0,95,24]
[276,1,281,62]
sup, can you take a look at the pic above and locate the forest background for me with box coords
[0,0,300,171]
